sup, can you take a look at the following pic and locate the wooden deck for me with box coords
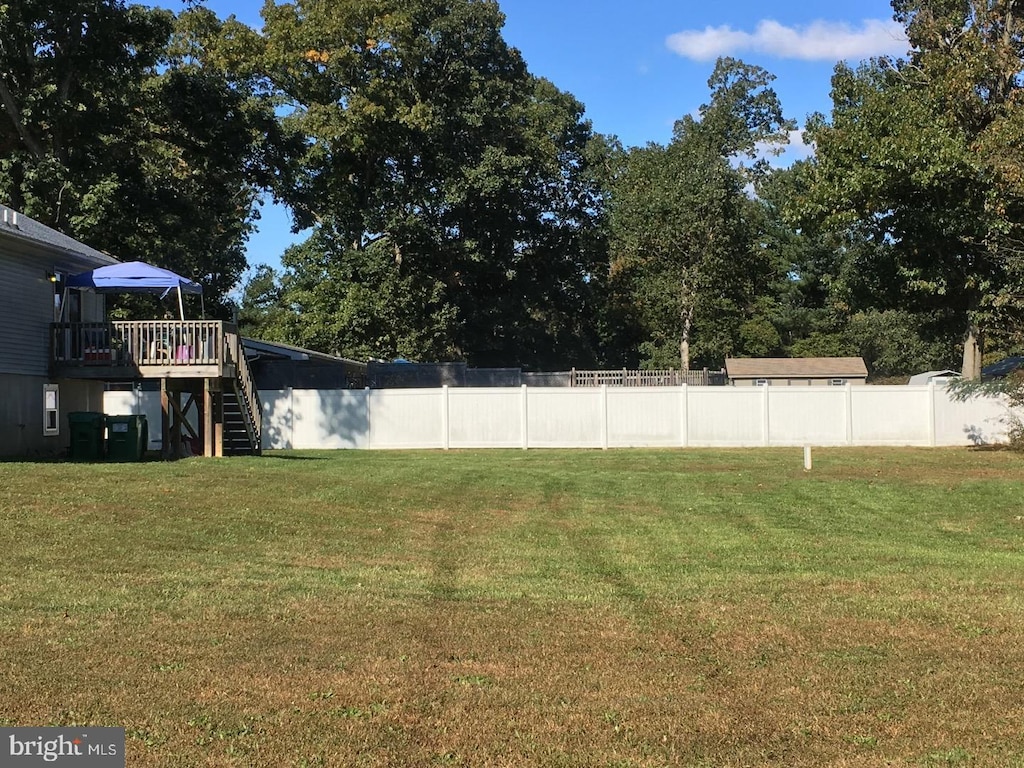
[51,320,235,380]
[51,320,262,457]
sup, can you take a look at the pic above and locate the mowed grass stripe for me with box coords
[1,448,1023,767]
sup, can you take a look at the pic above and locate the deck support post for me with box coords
[160,379,171,459]
[214,386,224,457]
[203,378,214,458]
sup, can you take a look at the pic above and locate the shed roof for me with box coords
[907,369,961,385]
[0,204,118,267]
[725,357,868,379]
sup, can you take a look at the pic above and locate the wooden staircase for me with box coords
[155,325,262,457]
[221,327,262,456]
[222,389,258,456]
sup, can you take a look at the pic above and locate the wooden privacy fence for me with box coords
[570,368,726,387]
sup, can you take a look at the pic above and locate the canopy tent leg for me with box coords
[177,285,185,321]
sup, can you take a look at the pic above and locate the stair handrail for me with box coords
[223,324,262,454]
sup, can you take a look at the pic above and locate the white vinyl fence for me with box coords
[105,384,1015,452]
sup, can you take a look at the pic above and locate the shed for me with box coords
[243,338,367,389]
[908,370,961,386]
[725,357,868,386]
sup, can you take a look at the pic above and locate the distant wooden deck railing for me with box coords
[570,368,726,387]
[52,320,225,367]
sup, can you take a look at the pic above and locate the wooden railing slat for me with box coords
[569,368,724,387]
[52,320,227,368]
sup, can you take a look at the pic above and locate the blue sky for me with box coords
[166,0,909,271]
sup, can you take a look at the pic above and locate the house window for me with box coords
[43,384,59,436]
[754,379,770,386]
[829,378,846,386]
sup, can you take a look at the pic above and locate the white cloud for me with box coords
[752,129,816,168]
[666,18,907,62]
[782,128,815,161]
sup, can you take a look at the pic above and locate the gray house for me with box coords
[0,205,117,457]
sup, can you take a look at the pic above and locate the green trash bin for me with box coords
[68,411,106,461]
[106,414,149,462]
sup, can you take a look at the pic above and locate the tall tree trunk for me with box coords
[0,78,44,160]
[962,321,982,380]
[679,304,693,371]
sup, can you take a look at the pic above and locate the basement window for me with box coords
[43,384,59,436]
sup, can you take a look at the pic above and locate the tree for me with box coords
[0,1,290,313]
[756,163,961,377]
[248,0,608,366]
[608,58,793,370]
[802,0,1024,378]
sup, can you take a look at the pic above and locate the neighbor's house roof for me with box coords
[0,204,118,267]
[242,337,365,366]
[725,357,869,379]
[982,356,1024,379]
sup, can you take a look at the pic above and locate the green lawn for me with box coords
[1,448,1023,767]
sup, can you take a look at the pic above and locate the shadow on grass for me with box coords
[261,452,330,461]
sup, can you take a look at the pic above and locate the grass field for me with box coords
[1,448,1023,767]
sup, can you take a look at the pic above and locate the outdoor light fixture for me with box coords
[46,271,58,283]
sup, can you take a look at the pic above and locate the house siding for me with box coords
[0,213,116,456]
[0,244,106,377]
[0,373,105,457]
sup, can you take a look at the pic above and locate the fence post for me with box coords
[928,381,937,447]
[680,384,689,448]
[845,383,854,445]
[442,384,450,450]
[762,382,770,446]
[287,386,295,450]
[601,384,609,450]
[521,384,529,450]
[365,386,372,450]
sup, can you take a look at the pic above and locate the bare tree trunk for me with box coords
[0,78,44,159]
[679,304,693,372]
[962,322,982,380]
[679,276,696,371]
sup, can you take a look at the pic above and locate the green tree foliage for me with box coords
[801,0,1024,378]
[244,0,608,366]
[0,1,289,313]
[760,163,961,377]
[608,59,793,370]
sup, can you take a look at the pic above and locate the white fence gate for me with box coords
[105,384,1013,452]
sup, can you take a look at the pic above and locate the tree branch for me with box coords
[0,77,44,159]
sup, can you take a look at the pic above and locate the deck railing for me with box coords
[570,368,727,387]
[52,320,224,367]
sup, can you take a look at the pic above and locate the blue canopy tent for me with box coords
[66,261,204,320]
